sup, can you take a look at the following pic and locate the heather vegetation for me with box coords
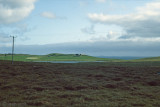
[0,61,160,107]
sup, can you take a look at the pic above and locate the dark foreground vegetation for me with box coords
[0,61,160,107]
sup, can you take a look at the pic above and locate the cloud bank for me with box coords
[88,1,160,39]
[0,40,160,56]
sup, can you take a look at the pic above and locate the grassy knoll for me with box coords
[0,61,160,107]
[0,53,120,62]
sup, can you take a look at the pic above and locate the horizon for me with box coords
[0,0,160,56]
[0,52,158,58]
[0,52,156,60]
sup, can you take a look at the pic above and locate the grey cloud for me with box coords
[81,25,95,34]
[0,0,36,24]
[0,0,36,8]
[122,20,160,38]
[88,1,160,38]
[0,41,160,56]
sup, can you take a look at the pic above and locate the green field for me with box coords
[0,53,121,62]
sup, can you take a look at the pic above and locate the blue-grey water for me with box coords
[36,61,105,63]
[35,56,149,63]
[96,56,148,60]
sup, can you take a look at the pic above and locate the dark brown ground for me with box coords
[0,61,160,107]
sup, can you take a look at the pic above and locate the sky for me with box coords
[0,0,160,56]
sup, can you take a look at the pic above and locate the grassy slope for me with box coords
[0,61,160,107]
[0,53,121,62]
[130,56,160,62]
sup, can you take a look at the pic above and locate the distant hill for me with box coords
[0,53,122,62]
[1,53,160,62]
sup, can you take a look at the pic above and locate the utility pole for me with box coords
[10,36,16,64]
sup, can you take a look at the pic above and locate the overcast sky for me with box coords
[0,0,160,56]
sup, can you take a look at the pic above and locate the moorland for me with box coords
[0,58,160,107]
